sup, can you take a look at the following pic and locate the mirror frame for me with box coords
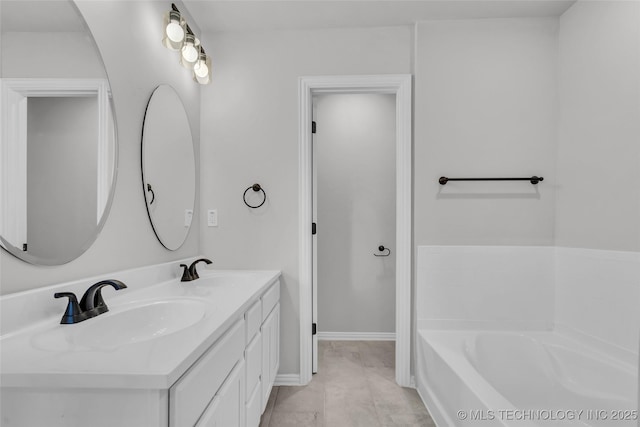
[141,85,196,251]
[0,78,118,265]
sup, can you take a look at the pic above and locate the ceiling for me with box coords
[183,0,575,33]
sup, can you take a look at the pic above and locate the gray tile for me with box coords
[379,411,437,427]
[260,386,279,427]
[267,411,324,427]
[325,401,382,427]
[261,341,435,427]
[272,380,325,413]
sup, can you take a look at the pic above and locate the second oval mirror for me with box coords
[142,85,195,250]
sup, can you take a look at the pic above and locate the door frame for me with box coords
[298,74,412,387]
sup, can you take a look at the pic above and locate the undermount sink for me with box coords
[33,298,208,351]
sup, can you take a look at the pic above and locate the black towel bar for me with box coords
[439,176,544,185]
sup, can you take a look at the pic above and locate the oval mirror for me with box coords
[142,85,196,250]
[0,0,117,265]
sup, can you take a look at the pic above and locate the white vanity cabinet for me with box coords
[170,319,246,426]
[0,269,281,427]
[171,280,280,427]
[261,302,280,412]
[195,359,246,427]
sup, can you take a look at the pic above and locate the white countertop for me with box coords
[0,269,280,390]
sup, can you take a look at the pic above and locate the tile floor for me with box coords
[259,340,436,427]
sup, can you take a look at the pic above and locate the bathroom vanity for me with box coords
[0,263,280,427]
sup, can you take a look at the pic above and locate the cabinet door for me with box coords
[245,331,262,404]
[261,303,280,412]
[269,304,280,384]
[196,359,246,427]
[170,320,245,427]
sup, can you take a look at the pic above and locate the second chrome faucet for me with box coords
[54,280,127,324]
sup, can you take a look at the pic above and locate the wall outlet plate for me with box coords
[207,209,218,227]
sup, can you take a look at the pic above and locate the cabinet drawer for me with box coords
[195,359,246,427]
[246,380,262,427]
[245,331,261,402]
[245,299,261,343]
[261,281,280,321]
[170,319,245,427]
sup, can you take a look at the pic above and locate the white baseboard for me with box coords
[274,374,301,386]
[317,331,396,341]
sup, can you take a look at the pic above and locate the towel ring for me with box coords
[374,245,391,257]
[243,183,266,208]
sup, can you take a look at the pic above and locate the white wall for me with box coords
[555,0,640,252]
[0,1,201,294]
[554,0,640,356]
[199,26,412,375]
[1,32,105,78]
[315,93,396,335]
[414,18,558,247]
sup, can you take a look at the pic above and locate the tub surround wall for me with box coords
[416,246,555,331]
[0,1,201,294]
[417,245,640,363]
[555,248,640,364]
[198,26,412,378]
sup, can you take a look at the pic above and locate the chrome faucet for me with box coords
[180,258,212,282]
[54,280,127,324]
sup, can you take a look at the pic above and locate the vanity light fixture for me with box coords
[180,33,199,68]
[162,3,211,84]
[162,9,185,50]
[193,47,211,85]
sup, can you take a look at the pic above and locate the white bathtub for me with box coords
[416,330,638,426]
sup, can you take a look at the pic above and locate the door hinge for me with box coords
[312,323,317,335]
[22,243,27,251]
[312,222,316,235]
[312,121,316,134]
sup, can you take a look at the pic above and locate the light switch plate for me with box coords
[184,209,193,227]
[207,209,218,227]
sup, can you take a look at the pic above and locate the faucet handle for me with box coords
[54,292,87,324]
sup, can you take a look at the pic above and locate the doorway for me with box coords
[298,75,412,387]
[313,93,397,354]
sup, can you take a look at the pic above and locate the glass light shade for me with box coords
[193,51,210,79]
[195,72,211,85]
[194,54,212,84]
[162,11,185,51]
[180,33,199,69]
